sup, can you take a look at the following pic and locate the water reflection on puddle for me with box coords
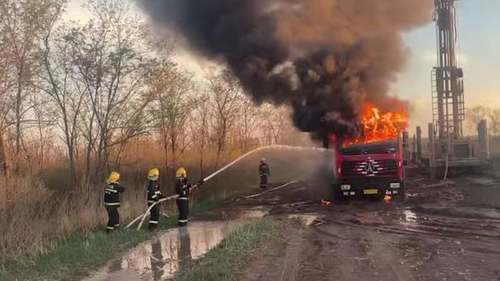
[86,221,232,281]
[400,209,418,230]
[85,207,269,281]
[403,209,418,223]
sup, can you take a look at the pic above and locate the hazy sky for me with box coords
[66,0,500,133]
[396,0,500,132]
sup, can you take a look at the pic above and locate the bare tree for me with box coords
[466,106,491,133]
[489,108,500,136]
[236,96,260,152]
[25,91,56,176]
[41,17,85,184]
[209,71,242,167]
[148,62,193,176]
[0,0,65,161]
[190,92,210,177]
[65,0,155,178]
[0,12,12,175]
[260,104,289,145]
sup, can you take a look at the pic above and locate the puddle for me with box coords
[85,221,232,281]
[399,209,419,230]
[235,207,270,219]
[403,209,418,223]
[467,177,498,186]
[85,207,269,281]
[418,204,500,220]
[288,213,319,226]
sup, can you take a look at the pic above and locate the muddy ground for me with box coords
[239,172,500,281]
[86,148,500,281]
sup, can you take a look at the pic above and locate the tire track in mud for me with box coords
[242,173,500,281]
[316,204,500,241]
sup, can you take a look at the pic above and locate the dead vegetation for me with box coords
[0,0,315,258]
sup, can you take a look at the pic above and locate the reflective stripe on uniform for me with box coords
[105,202,120,206]
[149,220,159,224]
[106,226,114,230]
[155,191,162,194]
[178,197,189,200]
[148,200,155,203]
[178,219,188,223]
[105,188,118,193]
[152,195,158,199]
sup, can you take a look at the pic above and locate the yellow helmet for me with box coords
[148,168,160,180]
[176,167,187,178]
[107,171,120,184]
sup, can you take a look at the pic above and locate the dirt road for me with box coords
[84,149,500,281]
[240,174,500,281]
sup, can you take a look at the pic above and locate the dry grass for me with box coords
[0,176,148,259]
[0,145,252,259]
[0,138,321,260]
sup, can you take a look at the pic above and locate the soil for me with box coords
[239,170,500,281]
[85,149,500,281]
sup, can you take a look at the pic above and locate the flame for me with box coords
[321,199,333,206]
[384,190,393,202]
[347,101,409,145]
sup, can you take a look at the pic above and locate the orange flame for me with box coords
[348,101,409,145]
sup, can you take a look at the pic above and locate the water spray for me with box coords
[126,145,328,230]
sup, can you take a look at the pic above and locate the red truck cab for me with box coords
[331,135,406,200]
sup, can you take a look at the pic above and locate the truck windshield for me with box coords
[340,140,398,155]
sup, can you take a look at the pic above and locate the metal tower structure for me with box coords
[431,0,465,140]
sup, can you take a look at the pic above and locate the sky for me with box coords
[66,0,500,135]
[394,0,500,133]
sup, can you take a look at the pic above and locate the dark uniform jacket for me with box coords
[147,180,163,205]
[259,163,270,176]
[104,183,124,207]
[175,178,191,198]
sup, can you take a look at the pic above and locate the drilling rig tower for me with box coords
[432,0,465,140]
[414,0,490,178]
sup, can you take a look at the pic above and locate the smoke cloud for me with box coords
[138,0,433,139]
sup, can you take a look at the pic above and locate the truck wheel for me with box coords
[333,185,348,203]
[395,183,406,201]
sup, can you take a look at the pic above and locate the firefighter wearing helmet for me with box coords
[259,158,270,189]
[175,167,204,226]
[104,171,125,233]
[175,168,190,226]
[146,168,165,230]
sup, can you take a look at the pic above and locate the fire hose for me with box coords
[126,145,328,230]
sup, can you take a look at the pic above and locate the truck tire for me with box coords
[395,182,406,201]
[333,184,348,203]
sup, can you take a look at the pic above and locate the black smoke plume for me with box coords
[138,0,433,139]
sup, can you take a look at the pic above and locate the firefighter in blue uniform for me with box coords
[259,158,270,189]
[147,168,164,230]
[104,171,125,233]
[175,168,203,226]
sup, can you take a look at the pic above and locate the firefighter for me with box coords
[175,168,204,227]
[259,158,270,189]
[147,168,164,230]
[104,171,125,233]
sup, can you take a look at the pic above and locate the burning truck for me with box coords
[327,103,409,201]
[139,0,428,200]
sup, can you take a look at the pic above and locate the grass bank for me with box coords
[0,199,217,281]
[176,218,277,281]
